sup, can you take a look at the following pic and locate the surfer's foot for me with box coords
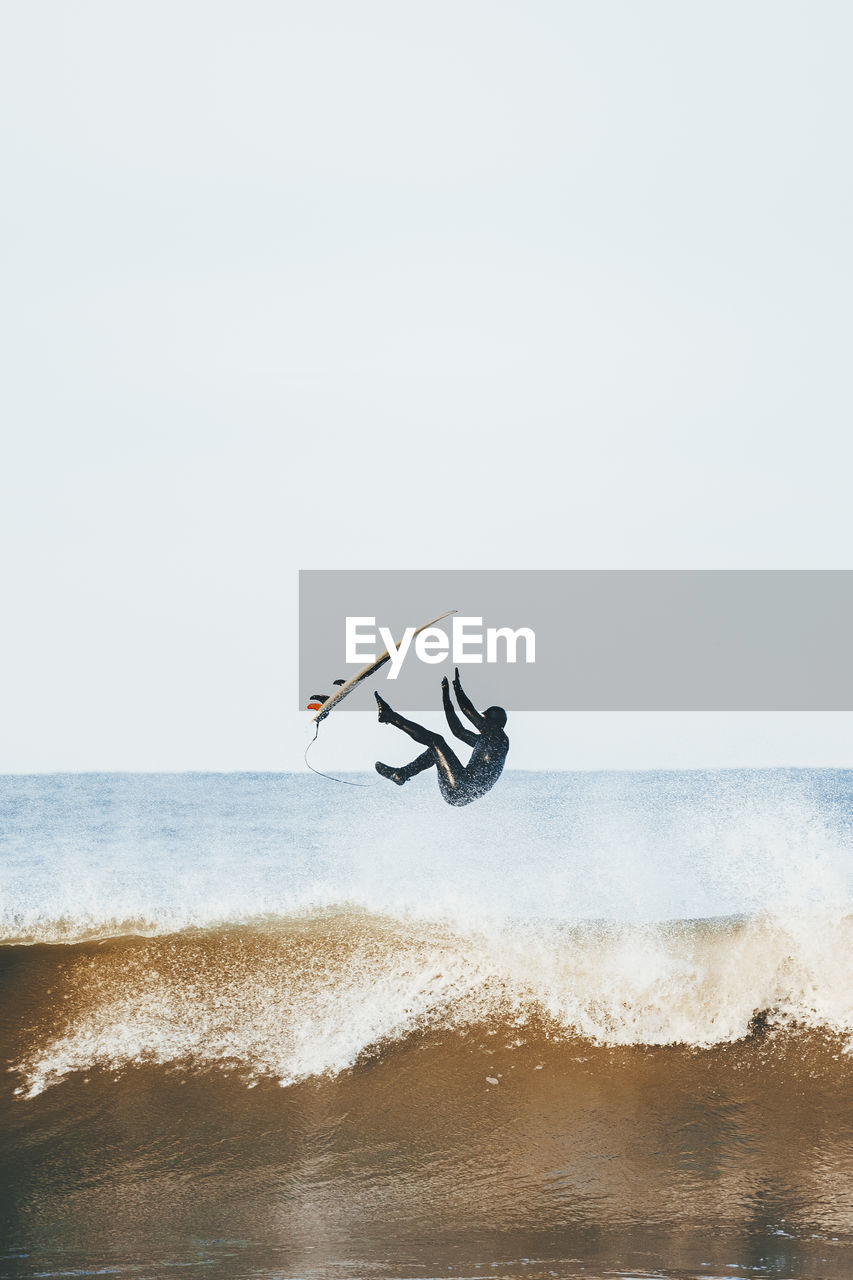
[375,760,406,785]
[375,692,393,724]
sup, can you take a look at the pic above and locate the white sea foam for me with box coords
[14,905,853,1098]
[7,770,853,1096]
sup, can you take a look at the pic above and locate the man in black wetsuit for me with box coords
[374,667,509,807]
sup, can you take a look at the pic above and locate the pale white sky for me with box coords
[1,1,852,771]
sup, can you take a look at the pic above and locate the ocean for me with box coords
[2,769,853,1280]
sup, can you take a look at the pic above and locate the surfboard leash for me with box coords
[303,720,378,787]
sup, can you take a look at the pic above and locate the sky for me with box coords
[1,0,852,772]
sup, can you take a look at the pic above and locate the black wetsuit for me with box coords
[375,669,509,807]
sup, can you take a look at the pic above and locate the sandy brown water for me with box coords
[3,919,853,1279]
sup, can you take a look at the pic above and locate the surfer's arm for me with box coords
[452,667,486,731]
[441,677,478,745]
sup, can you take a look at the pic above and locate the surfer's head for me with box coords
[483,706,507,728]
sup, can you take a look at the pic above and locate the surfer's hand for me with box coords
[441,676,449,693]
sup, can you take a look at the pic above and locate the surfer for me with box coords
[374,667,508,806]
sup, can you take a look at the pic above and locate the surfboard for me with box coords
[311,610,457,723]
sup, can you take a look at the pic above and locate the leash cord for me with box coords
[303,719,378,787]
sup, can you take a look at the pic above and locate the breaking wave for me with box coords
[8,904,853,1099]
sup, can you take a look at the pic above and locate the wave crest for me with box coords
[10,906,853,1098]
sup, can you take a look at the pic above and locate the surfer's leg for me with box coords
[430,741,470,804]
[375,693,468,802]
[375,693,440,747]
[375,750,434,786]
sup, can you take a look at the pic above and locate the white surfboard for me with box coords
[311,610,457,723]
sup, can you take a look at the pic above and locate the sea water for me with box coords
[2,770,853,1279]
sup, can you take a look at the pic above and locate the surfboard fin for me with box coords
[307,680,347,711]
